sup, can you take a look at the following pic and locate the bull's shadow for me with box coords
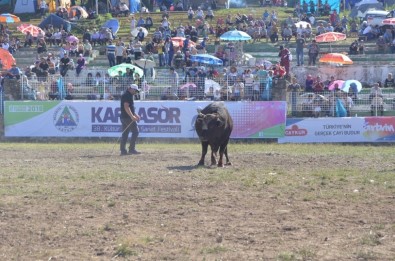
[167,165,198,171]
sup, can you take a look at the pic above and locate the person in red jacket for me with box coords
[278,45,291,76]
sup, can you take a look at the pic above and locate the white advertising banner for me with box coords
[278,117,395,143]
[4,101,287,138]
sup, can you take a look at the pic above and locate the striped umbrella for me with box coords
[17,24,45,37]
[0,13,21,23]
[190,54,223,66]
[319,53,353,65]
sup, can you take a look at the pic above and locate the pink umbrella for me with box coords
[382,18,395,25]
[180,82,197,90]
[328,80,345,91]
[66,35,79,43]
[17,24,45,37]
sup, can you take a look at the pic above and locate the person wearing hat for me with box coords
[120,84,141,155]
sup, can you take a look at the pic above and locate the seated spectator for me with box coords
[281,25,292,42]
[65,82,74,100]
[302,93,314,117]
[83,40,92,57]
[305,74,314,92]
[384,73,395,88]
[8,63,22,79]
[37,39,47,54]
[316,23,326,36]
[205,7,214,21]
[145,16,153,31]
[187,7,194,21]
[376,36,387,53]
[362,24,375,40]
[59,53,71,77]
[313,76,324,93]
[75,54,85,77]
[369,82,383,101]
[349,40,359,55]
[119,2,129,16]
[383,28,393,44]
[195,7,204,20]
[137,16,145,27]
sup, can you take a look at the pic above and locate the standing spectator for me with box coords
[278,45,291,76]
[196,67,206,100]
[307,40,319,66]
[157,40,165,66]
[188,7,194,21]
[40,0,47,16]
[129,16,137,31]
[115,41,125,65]
[169,67,179,91]
[295,34,305,66]
[119,84,141,156]
[106,40,116,67]
[287,77,301,116]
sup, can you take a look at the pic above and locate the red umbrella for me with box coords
[319,53,353,65]
[17,24,45,37]
[315,32,346,52]
[315,32,346,43]
[0,48,16,70]
[382,18,395,25]
[171,37,196,48]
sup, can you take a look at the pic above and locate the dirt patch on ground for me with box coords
[0,143,394,260]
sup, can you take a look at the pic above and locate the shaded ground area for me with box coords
[0,143,394,260]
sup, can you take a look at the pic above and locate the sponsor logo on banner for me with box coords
[53,105,79,132]
[284,124,307,136]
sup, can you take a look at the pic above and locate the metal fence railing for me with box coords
[286,90,395,117]
[2,69,273,102]
[2,70,395,117]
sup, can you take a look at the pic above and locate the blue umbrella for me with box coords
[190,54,223,66]
[220,29,252,41]
[342,80,362,93]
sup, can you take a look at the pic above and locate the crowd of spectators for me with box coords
[0,1,395,116]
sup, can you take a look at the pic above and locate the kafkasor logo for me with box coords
[53,105,79,132]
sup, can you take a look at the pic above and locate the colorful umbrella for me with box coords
[328,80,345,91]
[180,82,197,90]
[342,80,362,93]
[319,53,353,65]
[0,13,21,23]
[0,49,16,70]
[131,27,148,37]
[382,18,395,25]
[69,6,89,19]
[315,32,347,43]
[107,63,144,77]
[66,35,79,43]
[190,54,223,66]
[134,59,156,69]
[315,32,347,52]
[17,24,45,37]
[171,37,196,48]
[220,29,252,41]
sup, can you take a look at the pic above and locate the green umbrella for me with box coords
[107,63,144,77]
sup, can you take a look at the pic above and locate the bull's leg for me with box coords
[223,146,232,166]
[218,139,231,167]
[198,141,209,166]
[210,145,218,166]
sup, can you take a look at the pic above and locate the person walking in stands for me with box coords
[120,84,141,156]
[106,40,116,67]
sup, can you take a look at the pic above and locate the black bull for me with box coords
[195,102,233,167]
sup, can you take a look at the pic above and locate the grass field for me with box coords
[0,142,394,260]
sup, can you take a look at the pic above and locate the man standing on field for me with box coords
[120,84,141,156]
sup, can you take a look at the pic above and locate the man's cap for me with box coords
[128,84,140,92]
